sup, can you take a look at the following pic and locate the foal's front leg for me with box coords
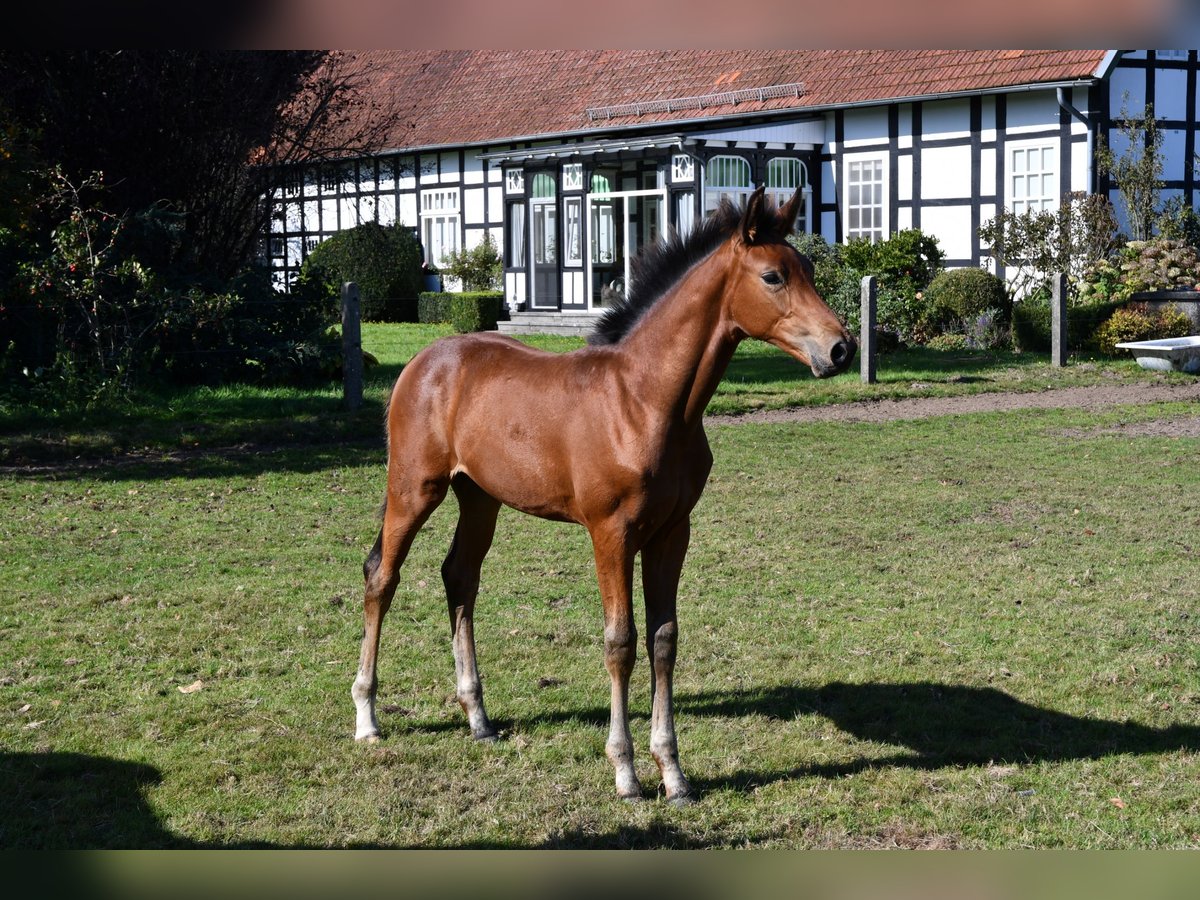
[590,527,641,800]
[642,517,694,804]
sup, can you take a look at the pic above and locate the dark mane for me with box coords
[587,201,744,346]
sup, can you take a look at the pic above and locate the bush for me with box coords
[1077,238,1200,305]
[842,229,945,288]
[1012,293,1130,354]
[924,268,1012,336]
[925,332,969,351]
[297,222,422,322]
[1094,306,1158,355]
[418,291,453,324]
[440,232,502,291]
[450,292,502,333]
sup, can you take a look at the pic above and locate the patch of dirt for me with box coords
[707,381,1200,426]
[1059,416,1200,439]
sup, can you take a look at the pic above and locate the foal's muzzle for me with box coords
[812,337,857,377]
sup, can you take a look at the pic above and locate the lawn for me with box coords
[1,322,1190,463]
[2,372,1197,846]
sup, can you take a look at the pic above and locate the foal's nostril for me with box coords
[830,339,855,368]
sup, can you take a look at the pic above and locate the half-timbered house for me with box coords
[265,50,1200,333]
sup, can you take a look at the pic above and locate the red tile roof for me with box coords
[340,50,1110,151]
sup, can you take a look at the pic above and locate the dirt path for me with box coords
[706,380,1200,426]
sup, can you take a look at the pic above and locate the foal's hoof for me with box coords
[474,730,499,743]
[667,794,696,809]
[355,732,381,744]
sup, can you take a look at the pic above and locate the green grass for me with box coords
[2,392,1198,847]
[2,323,1190,464]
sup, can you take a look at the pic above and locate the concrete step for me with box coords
[498,311,603,337]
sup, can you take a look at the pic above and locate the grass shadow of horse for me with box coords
[676,681,1200,792]
[398,679,1199,795]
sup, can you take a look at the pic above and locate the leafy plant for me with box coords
[1155,195,1200,247]
[1092,302,1192,355]
[1077,238,1200,304]
[1096,100,1164,241]
[980,193,1121,301]
[440,232,502,292]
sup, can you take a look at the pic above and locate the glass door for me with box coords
[530,173,560,309]
[587,188,665,309]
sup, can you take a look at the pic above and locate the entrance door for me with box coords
[587,188,665,309]
[530,173,560,309]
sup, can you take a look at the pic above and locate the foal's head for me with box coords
[725,186,855,378]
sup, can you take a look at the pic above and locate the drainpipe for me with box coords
[1057,87,1095,196]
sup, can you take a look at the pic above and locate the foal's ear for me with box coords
[779,185,804,235]
[739,184,768,245]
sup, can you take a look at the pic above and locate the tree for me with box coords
[0,51,400,280]
[1096,100,1164,242]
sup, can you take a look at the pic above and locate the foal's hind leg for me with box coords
[442,476,502,741]
[353,479,447,741]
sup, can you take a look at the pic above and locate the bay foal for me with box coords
[353,186,854,803]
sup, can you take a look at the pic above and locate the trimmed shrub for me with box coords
[296,222,422,322]
[925,268,1012,329]
[441,291,503,333]
[418,291,453,324]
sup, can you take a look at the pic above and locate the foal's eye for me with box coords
[761,270,784,286]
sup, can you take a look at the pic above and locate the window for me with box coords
[844,155,887,242]
[506,201,526,267]
[564,196,582,266]
[421,189,461,266]
[671,154,695,183]
[1009,143,1058,215]
[531,174,557,266]
[766,157,810,233]
[704,155,753,213]
[562,163,584,192]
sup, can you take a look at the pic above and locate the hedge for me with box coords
[419,291,504,333]
[1012,298,1132,353]
[418,291,453,324]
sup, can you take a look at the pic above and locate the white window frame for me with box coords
[843,152,889,242]
[703,155,753,214]
[1007,140,1059,216]
[421,188,461,267]
[765,157,811,233]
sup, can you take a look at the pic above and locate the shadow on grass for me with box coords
[0,749,713,849]
[678,681,1200,793]
[11,679,1197,849]
[0,751,190,849]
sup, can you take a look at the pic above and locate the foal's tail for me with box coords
[363,497,387,583]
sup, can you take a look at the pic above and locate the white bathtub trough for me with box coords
[1115,335,1200,373]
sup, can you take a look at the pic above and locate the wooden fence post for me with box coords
[341,282,363,411]
[1051,272,1068,368]
[860,275,877,385]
